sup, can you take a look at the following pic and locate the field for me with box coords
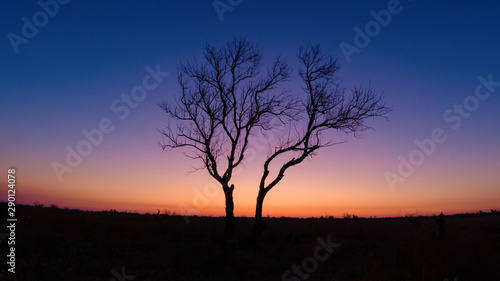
[1,204,500,281]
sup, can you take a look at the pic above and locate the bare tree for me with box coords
[160,39,390,241]
[249,46,391,241]
[158,37,294,239]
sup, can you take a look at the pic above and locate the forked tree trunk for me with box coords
[223,184,235,239]
[249,189,268,243]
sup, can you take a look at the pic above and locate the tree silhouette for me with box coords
[159,38,390,241]
[158,37,294,238]
[249,46,390,241]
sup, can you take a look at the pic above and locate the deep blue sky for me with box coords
[1,0,499,216]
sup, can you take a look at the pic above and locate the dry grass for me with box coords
[1,203,499,280]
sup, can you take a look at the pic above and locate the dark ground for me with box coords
[1,203,500,281]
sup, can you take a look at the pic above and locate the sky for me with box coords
[1,0,499,218]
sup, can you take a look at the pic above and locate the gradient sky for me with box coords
[1,0,499,218]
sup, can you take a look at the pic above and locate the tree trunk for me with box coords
[249,189,267,243]
[223,184,235,239]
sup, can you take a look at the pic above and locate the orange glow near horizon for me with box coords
[8,143,500,219]
[12,185,500,219]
